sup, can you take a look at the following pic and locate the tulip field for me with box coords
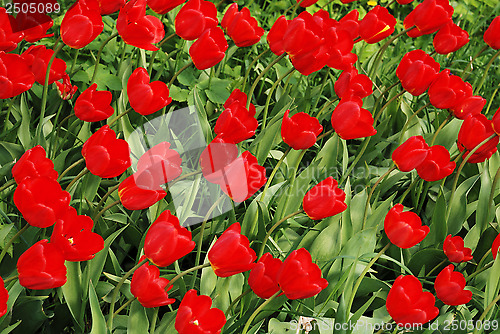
[2,0,500,333]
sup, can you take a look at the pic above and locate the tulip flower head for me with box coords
[443,235,473,263]
[384,204,429,248]
[130,258,176,308]
[392,136,429,172]
[303,177,347,220]
[248,253,282,299]
[60,0,104,49]
[175,289,226,334]
[435,264,472,305]
[12,145,58,184]
[281,110,323,150]
[221,4,264,47]
[75,83,114,122]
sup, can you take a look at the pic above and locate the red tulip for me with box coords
[175,0,217,41]
[443,235,473,263]
[82,125,131,178]
[492,107,500,136]
[50,207,104,261]
[359,6,396,44]
[118,173,167,210]
[403,10,423,38]
[392,136,429,172]
[117,0,165,51]
[334,67,373,100]
[136,142,183,189]
[221,4,264,47]
[97,0,126,14]
[396,0,414,3]
[248,253,282,299]
[55,74,78,100]
[74,83,114,122]
[147,0,185,14]
[384,204,429,248]
[214,102,258,144]
[416,145,455,182]
[411,0,453,35]
[484,16,500,50]
[0,52,35,99]
[144,210,195,267]
[303,177,347,220]
[0,8,22,52]
[14,177,71,228]
[223,88,256,115]
[14,12,54,43]
[12,145,58,184]
[208,223,256,277]
[277,248,328,300]
[127,67,172,115]
[281,110,323,150]
[200,137,239,185]
[17,240,67,290]
[175,289,226,334]
[433,22,469,54]
[386,275,439,325]
[331,99,377,140]
[21,45,66,85]
[267,15,289,55]
[61,0,103,49]
[130,257,176,308]
[492,233,500,260]
[0,276,8,318]
[457,114,499,164]
[189,27,228,70]
[324,26,357,71]
[338,10,360,40]
[452,95,486,120]
[428,69,472,112]
[296,0,318,7]
[435,264,472,305]
[396,50,440,96]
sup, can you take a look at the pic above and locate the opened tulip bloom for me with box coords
[443,235,473,263]
[130,258,176,308]
[457,114,499,163]
[0,277,7,318]
[0,8,23,52]
[21,45,66,85]
[0,52,35,99]
[359,6,396,44]
[334,67,373,100]
[410,0,453,35]
[144,210,195,267]
[416,145,455,182]
[82,125,131,178]
[175,289,226,334]
[17,240,67,290]
[281,110,323,150]
[208,223,256,277]
[484,16,500,49]
[277,248,328,300]
[331,99,376,140]
[136,141,183,189]
[267,15,289,55]
[435,265,472,305]
[221,4,264,47]
[175,0,217,41]
[127,67,172,115]
[386,275,439,325]
[189,27,228,70]
[74,83,114,122]
[214,102,258,144]
[433,21,469,54]
[392,136,429,172]
[12,145,58,184]
[303,177,347,220]
[248,253,282,299]
[60,0,103,49]
[384,204,429,248]
[396,50,440,96]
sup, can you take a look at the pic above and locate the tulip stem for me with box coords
[91,32,119,84]
[65,168,89,192]
[0,179,15,193]
[113,297,137,316]
[430,113,452,146]
[108,107,133,127]
[473,292,500,334]
[94,200,120,222]
[426,259,447,277]
[241,48,271,92]
[446,134,497,222]
[107,258,149,330]
[93,184,120,218]
[0,224,29,264]
[3,275,18,284]
[168,61,193,87]
[316,129,334,142]
[398,102,431,145]
[398,177,420,205]
[149,307,159,334]
[261,68,295,129]
[474,49,500,95]
[487,167,500,233]
[260,148,291,202]
[346,242,390,320]
[258,210,303,258]
[374,91,405,124]
[362,166,396,229]
[57,158,85,182]
[246,53,286,110]
[242,290,281,334]
[164,263,211,291]
[226,287,252,315]
[148,33,177,75]
[168,170,202,187]
[461,45,488,80]
[316,98,339,118]
[466,262,493,283]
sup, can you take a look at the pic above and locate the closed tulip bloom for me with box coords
[277,248,328,300]
[61,0,103,49]
[50,207,104,261]
[303,177,347,220]
[214,102,258,144]
[74,83,114,122]
[433,22,469,54]
[127,67,172,115]
[281,110,323,150]
[428,70,472,112]
[267,16,288,55]
[457,114,499,164]
[0,277,7,318]
[392,136,429,172]
[200,137,239,185]
[117,0,165,51]
[175,289,226,334]
[144,210,195,267]
[325,26,357,71]
[403,10,423,38]
[223,88,256,115]
[484,16,500,50]
[331,99,377,140]
[435,265,472,305]
[175,0,217,41]
[148,0,185,14]
[443,235,473,263]
[97,0,126,14]
[0,52,35,99]
[384,204,429,248]
[14,177,71,228]
[17,240,67,290]
[221,4,264,47]
[386,275,439,325]
[359,6,396,44]
[411,0,453,35]
[492,233,500,260]
[248,253,282,299]
[208,223,256,277]
[338,10,360,40]
[130,258,176,308]
[397,0,414,3]
[396,50,440,96]
[14,12,54,43]
[334,67,373,100]
[82,125,131,178]
[118,173,167,210]
[12,145,58,184]
[416,145,455,182]
[136,142,183,189]
[189,27,228,70]
[21,45,66,85]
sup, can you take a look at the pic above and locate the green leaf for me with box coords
[127,300,149,334]
[89,280,107,334]
[476,162,493,233]
[61,261,83,330]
